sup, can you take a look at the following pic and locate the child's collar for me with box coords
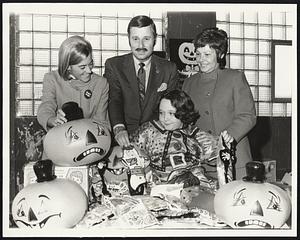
[152,120,183,133]
[151,120,166,133]
[151,120,200,137]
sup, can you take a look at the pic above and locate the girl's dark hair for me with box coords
[193,27,228,69]
[161,90,200,128]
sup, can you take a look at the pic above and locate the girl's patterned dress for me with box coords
[129,120,221,189]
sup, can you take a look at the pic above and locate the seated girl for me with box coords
[125,89,234,191]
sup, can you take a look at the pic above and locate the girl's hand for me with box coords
[221,130,235,148]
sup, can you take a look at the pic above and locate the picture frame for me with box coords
[271,40,293,103]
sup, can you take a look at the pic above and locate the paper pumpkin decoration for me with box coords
[43,119,111,166]
[12,160,88,228]
[178,42,197,65]
[214,161,291,229]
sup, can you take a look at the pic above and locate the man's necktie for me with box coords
[137,62,146,103]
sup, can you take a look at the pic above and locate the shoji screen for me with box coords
[217,11,293,117]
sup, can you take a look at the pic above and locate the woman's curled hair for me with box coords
[193,27,228,69]
[161,90,200,127]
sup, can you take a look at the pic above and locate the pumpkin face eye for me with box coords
[267,191,282,212]
[233,188,247,206]
[240,199,246,205]
[94,121,108,136]
[16,198,28,218]
[234,195,246,206]
[17,204,26,217]
[37,199,48,215]
[65,126,80,144]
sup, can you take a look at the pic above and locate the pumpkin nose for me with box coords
[28,207,38,222]
[250,200,264,216]
[86,130,97,145]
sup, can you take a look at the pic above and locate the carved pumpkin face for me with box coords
[214,180,291,229]
[178,42,197,65]
[12,179,87,228]
[44,119,111,166]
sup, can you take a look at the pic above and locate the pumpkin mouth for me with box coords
[183,55,196,61]
[73,147,105,162]
[15,213,62,228]
[235,220,272,228]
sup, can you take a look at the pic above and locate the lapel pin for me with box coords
[84,89,92,99]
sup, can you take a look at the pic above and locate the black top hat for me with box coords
[33,159,57,182]
[242,161,266,183]
[61,101,84,122]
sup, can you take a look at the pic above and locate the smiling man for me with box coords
[104,15,179,147]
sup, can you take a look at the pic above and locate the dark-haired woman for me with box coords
[127,89,233,188]
[182,28,256,179]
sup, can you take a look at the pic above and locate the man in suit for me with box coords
[104,15,179,147]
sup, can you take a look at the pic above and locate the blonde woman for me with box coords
[37,35,109,131]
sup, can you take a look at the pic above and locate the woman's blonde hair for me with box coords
[58,35,93,80]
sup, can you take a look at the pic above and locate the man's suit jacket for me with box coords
[104,53,179,133]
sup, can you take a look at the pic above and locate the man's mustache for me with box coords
[135,48,147,51]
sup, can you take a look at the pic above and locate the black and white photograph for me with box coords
[2,2,297,238]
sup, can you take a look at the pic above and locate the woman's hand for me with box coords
[221,130,235,148]
[47,109,68,128]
